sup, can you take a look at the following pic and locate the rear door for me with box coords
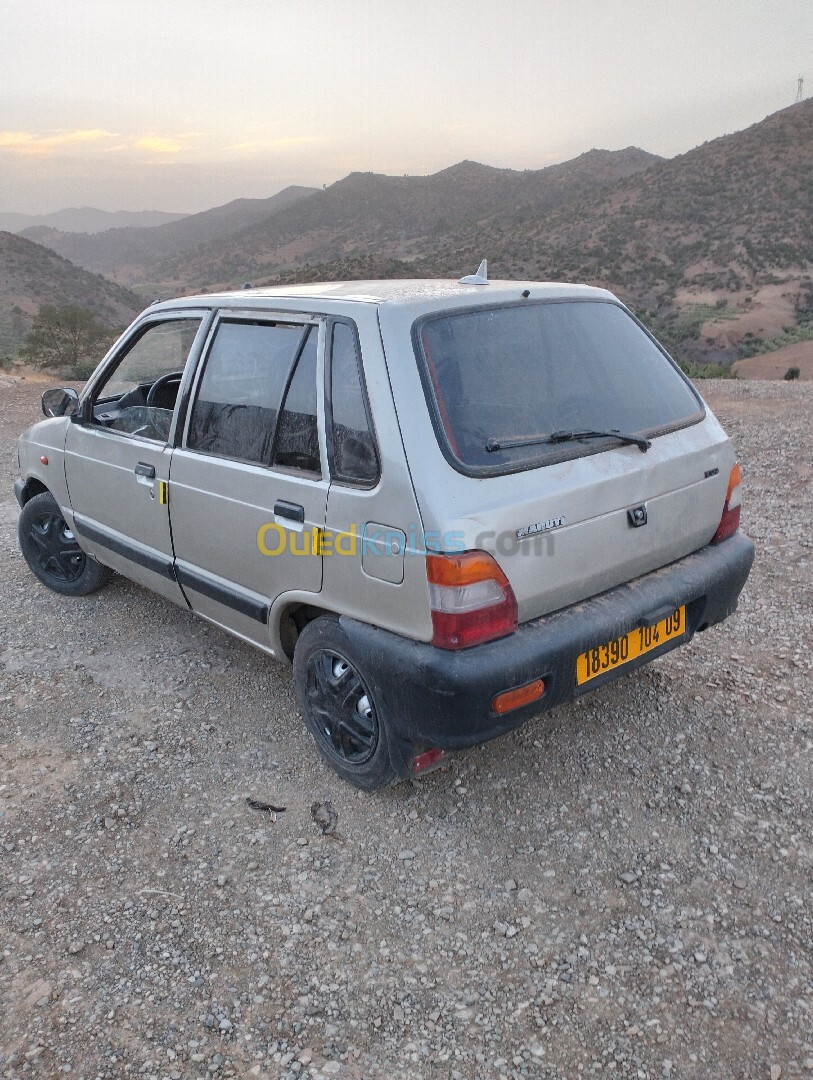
[168,312,327,650]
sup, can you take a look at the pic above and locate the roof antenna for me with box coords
[459,259,488,285]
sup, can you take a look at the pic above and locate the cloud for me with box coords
[133,135,184,154]
[0,128,117,155]
[225,136,320,153]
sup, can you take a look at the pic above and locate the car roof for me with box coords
[150,278,616,314]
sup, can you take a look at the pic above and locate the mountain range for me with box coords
[2,100,811,371]
[18,186,320,281]
[0,207,187,234]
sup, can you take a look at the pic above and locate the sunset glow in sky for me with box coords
[3,0,811,213]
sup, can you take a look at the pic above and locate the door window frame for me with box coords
[76,308,215,447]
[180,309,329,478]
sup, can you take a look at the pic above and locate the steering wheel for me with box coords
[146,371,184,409]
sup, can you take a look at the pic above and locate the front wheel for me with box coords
[18,491,113,596]
[293,615,396,790]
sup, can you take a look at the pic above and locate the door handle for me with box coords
[135,462,156,479]
[274,500,305,523]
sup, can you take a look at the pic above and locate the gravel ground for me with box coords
[1,375,811,1080]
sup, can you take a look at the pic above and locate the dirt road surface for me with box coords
[1,375,811,1079]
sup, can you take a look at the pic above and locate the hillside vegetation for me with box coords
[0,232,142,358]
[150,148,661,290]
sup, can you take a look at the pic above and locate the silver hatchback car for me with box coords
[15,275,754,788]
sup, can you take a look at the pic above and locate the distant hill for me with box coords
[421,100,813,364]
[150,147,661,290]
[0,232,143,357]
[20,186,321,282]
[0,207,187,234]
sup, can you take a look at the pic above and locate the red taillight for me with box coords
[712,462,742,543]
[426,550,518,649]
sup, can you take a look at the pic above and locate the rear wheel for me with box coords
[293,615,396,790]
[18,491,113,596]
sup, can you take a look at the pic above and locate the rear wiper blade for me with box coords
[486,428,652,453]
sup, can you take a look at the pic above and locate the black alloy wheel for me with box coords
[305,649,378,764]
[293,615,396,789]
[18,491,113,596]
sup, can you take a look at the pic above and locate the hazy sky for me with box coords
[2,0,811,213]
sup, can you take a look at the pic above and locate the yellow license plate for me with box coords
[576,605,686,686]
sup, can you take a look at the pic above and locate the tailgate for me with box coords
[441,423,733,623]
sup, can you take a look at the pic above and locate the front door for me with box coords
[167,314,327,650]
[64,313,207,605]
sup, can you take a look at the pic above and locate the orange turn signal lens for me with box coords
[726,462,742,502]
[491,678,545,715]
[426,550,510,588]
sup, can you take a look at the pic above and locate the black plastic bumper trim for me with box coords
[340,532,755,776]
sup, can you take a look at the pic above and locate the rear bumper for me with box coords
[340,532,755,776]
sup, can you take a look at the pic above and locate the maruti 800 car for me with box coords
[15,270,754,788]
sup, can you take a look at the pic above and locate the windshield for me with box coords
[416,300,702,473]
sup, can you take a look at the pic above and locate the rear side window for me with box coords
[187,320,306,465]
[327,322,379,485]
[417,300,703,474]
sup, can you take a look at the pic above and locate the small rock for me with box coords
[297,1049,313,1065]
[219,1017,232,1032]
[618,871,637,884]
[397,850,415,861]
[770,1067,782,1080]
[504,878,518,891]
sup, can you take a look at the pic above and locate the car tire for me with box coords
[293,615,397,790]
[18,491,113,596]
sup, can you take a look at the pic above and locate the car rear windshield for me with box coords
[416,299,703,473]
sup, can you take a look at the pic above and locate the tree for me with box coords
[19,304,112,373]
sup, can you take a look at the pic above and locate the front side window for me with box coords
[327,322,378,485]
[186,319,309,466]
[91,318,202,441]
[417,300,703,473]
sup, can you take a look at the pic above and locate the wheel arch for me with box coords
[18,476,50,505]
[270,596,342,663]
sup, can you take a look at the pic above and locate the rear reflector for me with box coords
[712,462,742,543]
[491,678,546,715]
[411,748,445,773]
[426,550,518,649]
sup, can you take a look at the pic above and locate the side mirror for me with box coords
[41,387,79,418]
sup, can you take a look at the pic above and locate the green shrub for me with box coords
[784,366,800,381]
